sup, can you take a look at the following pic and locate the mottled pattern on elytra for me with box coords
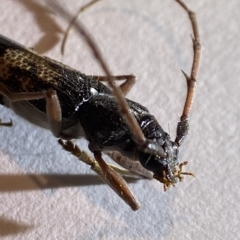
[0,35,111,118]
[0,48,61,84]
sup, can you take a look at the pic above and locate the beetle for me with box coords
[0,0,202,210]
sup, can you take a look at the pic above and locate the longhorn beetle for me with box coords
[0,0,202,210]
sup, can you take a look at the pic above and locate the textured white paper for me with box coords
[0,0,239,239]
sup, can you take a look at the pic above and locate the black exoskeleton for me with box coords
[0,34,189,189]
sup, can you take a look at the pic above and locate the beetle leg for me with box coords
[45,90,62,137]
[58,139,140,210]
[0,83,62,137]
[106,151,153,179]
[93,151,140,210]
[58,140,140,178]
[91,74,136,96]
[59,139,106,177]
[106,164,145,179]
[0,82,46,102]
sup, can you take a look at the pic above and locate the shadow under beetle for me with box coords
[0,0,202,210]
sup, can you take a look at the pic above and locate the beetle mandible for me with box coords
[0,0,202,210]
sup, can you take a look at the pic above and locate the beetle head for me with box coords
[138,140,194,191]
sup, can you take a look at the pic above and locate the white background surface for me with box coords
[0,0,239,239]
